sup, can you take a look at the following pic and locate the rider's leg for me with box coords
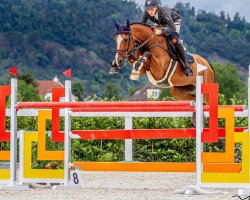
[172,21,193,77]
[174,40,194,77]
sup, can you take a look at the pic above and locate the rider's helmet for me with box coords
[144,0,160,9]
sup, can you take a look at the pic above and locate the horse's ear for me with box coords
[114,20,121,29]
[126,20,130,29]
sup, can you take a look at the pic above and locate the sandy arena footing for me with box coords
[0,172,239,200]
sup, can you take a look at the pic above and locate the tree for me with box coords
[0,0,250,100]
[219,11,226,22]
[159,89,171,100]
[103,82,120,99]
[213,63,247,102]
[72,81,85,101]
[18,71,37,87]
[18,80,41,102]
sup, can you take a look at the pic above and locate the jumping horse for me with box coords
[110,20,215,105]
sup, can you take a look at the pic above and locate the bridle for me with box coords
[115,33,157,62]
[115,34,134,61]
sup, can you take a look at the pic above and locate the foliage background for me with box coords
[0,0,249,98]
[0,0,249,167]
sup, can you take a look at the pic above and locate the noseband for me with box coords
[115,34,134,60]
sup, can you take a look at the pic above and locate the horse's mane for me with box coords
[130,22,154,31]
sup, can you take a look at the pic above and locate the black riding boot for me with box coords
[175,41,194,77]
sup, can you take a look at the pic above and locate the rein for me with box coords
[116,25,169,64]
[116,34,157,61]
[132,34,157,54]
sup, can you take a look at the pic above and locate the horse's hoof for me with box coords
[109,67,120,75]
[109,71,119,75]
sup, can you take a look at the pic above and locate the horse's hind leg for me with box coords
[170,85,196,101]
[171,85,196,126]
[203,94,209,105]
[171,86,209,105]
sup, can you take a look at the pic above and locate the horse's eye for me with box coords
[124,39,129,42]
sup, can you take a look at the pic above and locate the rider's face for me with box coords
[147,7,157,16]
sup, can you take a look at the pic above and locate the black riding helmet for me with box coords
[144,0,160,9]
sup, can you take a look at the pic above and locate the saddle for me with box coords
[137,38,195,65]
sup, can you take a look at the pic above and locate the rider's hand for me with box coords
[154,28,162,35]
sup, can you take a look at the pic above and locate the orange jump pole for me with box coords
[73,162,242,173]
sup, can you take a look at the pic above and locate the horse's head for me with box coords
[114,20,135,67]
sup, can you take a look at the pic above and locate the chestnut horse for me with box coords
[112,21,215,105]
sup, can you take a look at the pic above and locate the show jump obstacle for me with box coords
[0,67,250,195]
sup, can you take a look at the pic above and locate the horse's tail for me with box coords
[208,61,216,82]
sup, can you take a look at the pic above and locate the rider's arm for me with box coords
[141,12,148,23]
[160,9,176,36]
[161,26,175,35]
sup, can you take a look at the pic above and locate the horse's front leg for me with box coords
[130,51,150,80]
[109,59,122,74]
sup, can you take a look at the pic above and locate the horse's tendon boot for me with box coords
[130,70,140,80]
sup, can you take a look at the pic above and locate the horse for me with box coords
[111,20,215,105]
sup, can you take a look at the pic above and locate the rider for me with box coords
[142,0,193,77]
